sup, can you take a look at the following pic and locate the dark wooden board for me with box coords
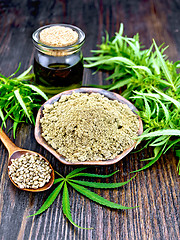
[0,0,179,239]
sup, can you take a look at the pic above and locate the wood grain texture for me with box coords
[0,0,179,239]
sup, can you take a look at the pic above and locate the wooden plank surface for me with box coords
[0,0,179,239]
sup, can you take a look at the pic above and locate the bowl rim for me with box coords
[35,87,143,165]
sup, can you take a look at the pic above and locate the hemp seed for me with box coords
[8,153,52,189]
[40,26,78,47]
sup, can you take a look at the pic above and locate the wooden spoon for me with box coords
[0,129,54,192]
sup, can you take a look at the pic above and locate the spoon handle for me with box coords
[0,129,20,156]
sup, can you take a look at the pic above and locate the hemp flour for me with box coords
[40,92,139,162]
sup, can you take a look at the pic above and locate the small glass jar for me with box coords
[32,24,85,95]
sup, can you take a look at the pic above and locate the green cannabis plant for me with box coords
[28,168,136,229]
[85,24,180,174]
[0,64,48,137]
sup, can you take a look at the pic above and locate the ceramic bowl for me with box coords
[35,88,143,165]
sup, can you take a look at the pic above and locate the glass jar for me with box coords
[32,24,85,95]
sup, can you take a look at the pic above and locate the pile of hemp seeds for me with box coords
[8,153,52,189]
[40,92,140,163]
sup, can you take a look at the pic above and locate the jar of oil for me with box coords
[32,24,85,95]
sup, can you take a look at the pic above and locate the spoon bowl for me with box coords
[0,129,54,192]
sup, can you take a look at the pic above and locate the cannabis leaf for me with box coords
[28,182,64,216]
[0,64,48,137]
[28,168,136,229]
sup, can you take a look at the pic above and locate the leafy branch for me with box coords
[0,63,48,137]
[28,168,137,229]
[84,23,180,174]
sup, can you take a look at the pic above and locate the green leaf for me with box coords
[121,37,140,56]
[69,170,119,179]
[54,178,64,184]
[132,91,161,99]
[131,66,152,75]
[153,40,176,91]
[152,87,180,109]
[105,70,127,81]
[1,105,18,128]
[118,23,124,36]
[158,79,172,87]
[16,65,33,79]
[164,139,180,154]
[131,145,166,173]
[68,182,136,209]
[108,78,131,90]
[0,73,8,81]
[69,175,136,188]
[110,57,136,66]
[17,73,34,81]
[66,167,88,178]
[139,129,180,139]
[84,56,136,68]
[143,96,151,120]
[27,182,64,217]
[152,59,160,75]
[156,99,170,122]
[150,136,170,147]
[84,58,111,68]
[153,146,162,157]
[9,63,21,78]
[14,89,32,123]
[132,140,151,153]
[140,156,158,162]
[0,108,6,127]
[26,84,48,100]
[132,156,160,172]
[62,182,92,229]
[150,136,168,145]
[175,76,180,88]
[13,121,19,139]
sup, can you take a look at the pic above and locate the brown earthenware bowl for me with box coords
[35,88,143,165]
